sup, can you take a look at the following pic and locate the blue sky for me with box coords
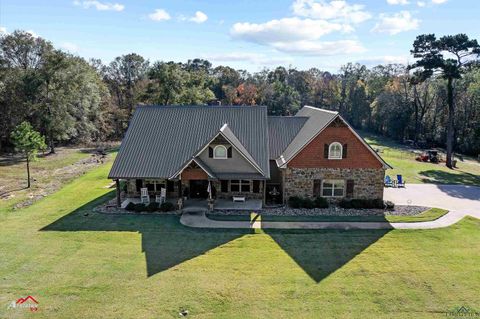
[1,0,479,72]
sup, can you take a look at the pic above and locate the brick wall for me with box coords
[289,123,383,169]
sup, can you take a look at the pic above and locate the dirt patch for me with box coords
[0,146,116,210]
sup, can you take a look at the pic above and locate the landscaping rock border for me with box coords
[211,205,430,217]
[94,198,180,215]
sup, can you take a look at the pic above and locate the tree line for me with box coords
[1,30,479,161]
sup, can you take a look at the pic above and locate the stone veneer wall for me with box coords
[283,167,385,201]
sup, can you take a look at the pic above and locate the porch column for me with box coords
[262,180,266,206]
[116,179,121,207]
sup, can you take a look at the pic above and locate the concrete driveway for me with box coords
[384,184,480,213]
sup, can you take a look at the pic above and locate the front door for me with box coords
[189,180,209,198]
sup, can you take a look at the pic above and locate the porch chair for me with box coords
[384,175,393,187]
[140,187,150,204]
[155,188,166,204]
[396,175,406,188]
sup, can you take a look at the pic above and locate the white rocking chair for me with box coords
[156,188,166,204]
[140,187,150,204]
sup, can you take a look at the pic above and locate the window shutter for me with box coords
[135,179,143,191]
[253,180,260,193]
[227,146,232,158]
[208,146,213,158]
[221,180,228,192]
[167,180,175,192]
[324,144,329,158]
[343,144,348,158]
[313,179,321,196]
[346,179,354,198]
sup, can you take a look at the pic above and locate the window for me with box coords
[230,180,251,192]
[328,142,343,159]
[214,145,227,159]
[322,179,345,197]
[144,179,165,192]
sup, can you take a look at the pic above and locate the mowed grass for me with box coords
[361,131,480,186]
[0,161,479,318]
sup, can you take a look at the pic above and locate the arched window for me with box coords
[328,142,342,159]
[214,145,228,159]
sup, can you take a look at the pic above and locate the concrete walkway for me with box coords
[180,184,480,230]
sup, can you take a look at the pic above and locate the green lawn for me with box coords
[0,160,479,318]
[361,131,480,186]
[207,208,449,223]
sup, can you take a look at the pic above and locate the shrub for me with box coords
[134,203,146,212]
[125,202,136,211]
[160,202,175,212]
[301,198,315,209]
[339,198,386,209]
[288,196,303,208]
[146,202,159,212]
[314,196,329,208]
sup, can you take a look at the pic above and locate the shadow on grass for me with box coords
[419,169,480,186]
[41,192,390,282]
[264,228,390,283]
[41,192,250,277]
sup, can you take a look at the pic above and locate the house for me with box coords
[108,105,391,208]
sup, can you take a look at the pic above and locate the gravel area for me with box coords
[96,197,430,217]
[95,198,180,215]
[210,205,430,217]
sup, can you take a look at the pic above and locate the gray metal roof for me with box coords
[109,105,270,179]
[276,106,338,167]
[267,116,308,159]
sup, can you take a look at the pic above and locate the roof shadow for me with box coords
[40,193,250,277]
[264,228,390,283]
[41,192,390,281]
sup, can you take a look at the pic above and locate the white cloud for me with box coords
[206,52,293,65]
[356,55,409,66]
[387,0,410,4]
[372,11,420,35]
[432,0,447,3]
[292,0,371,24]
[0,26,7,34]
[60,42,79,52]
[73,0,124,11]
[272,39,365,55]
[417,1,426,6]
[148,9,171,21]
[26,30,39,38]
[231,17,351,43]
[189,11,208,23]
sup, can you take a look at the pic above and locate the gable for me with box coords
[197,139,259,174]
[288,120,384,169]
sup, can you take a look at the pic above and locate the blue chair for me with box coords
[396,175,405,187]
[384,175,393,187]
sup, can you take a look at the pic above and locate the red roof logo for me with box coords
[13,295,39,312]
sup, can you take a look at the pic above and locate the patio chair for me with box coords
[396,175,405,188]
[140,187,150,204]
[156,188,166,204]
[384,175,393,187]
